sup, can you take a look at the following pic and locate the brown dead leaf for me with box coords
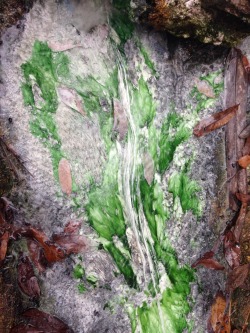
[17,254,40,300]
[236,192,250,204]
[193,104,239,137]
[239,124,250,139]
[226,264,250,293]
[223,231,240,269]
[0,231,9,262]
[112,98,128,141]
[10,323,42,332]
[48,41,82,52]
[21,227,66,263]
[57,86,85,117]
[243,137,250,156]
[58,158,72,196]
[27,240,47,273]
[207,291,230,333]
[196,80,215,98]
[64,221,81,234]
[238,155,250,169]
[143,152,154,185]
[234,203,247,242]
[242,54,250,73]
[52,233,87,255]
[191,251,225,270]
[22,308,74,333]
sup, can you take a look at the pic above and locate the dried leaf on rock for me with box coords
[17,254,40,300]
[234,203,247,242]
[223,231,240,269]
[58,158,72,196]
[192,251,225,270]
[22,227,66,262]
[207,291,230,333]
[64,221,81,234]
[236,192,250,203]
[0,231,9,262]
[52,233,87,255]
[0,197,15,224]
[242,137,250,156]
[143,152,154,185]
[239,124,250,139]
[242,54,250,73]
[226,264,250,293]
[57,87,85,117]
[112,99,128,141]
[48,41,82,52]
[10,323,42,332]
[238,155,250,168]
[22,308,74,333]
[193,104,239,137]
[27,240,47,273]
[196,80,215,98]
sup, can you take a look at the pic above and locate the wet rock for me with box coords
[131,0,250,45]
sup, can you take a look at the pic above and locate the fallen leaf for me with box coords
[196,80,215,98]
[58,158,72,196]
[21,227,66,263]
[22,308,74,333]
[242,54,250,73]
[10,323,42,332]
[238,155,250,168]
[223,231,240,269]
[226,264,250,293]
[57,86,85,117]
[0,231,9,262]
[236,192,250,203]
[64,221,81,234]
[143,152,154,185]
[243,137,250,156]
[193,104,239,137]
[27,240,47,273]
[234,203,247,242]
[191,251,225,270]
[192,258,225,270]
[17,254,40,300]
[207,291,230,333]
[112,98,128,141]
[0,197,15,224]
[239,124,250,139]
[48,41,82,52]
[52,233,87,255]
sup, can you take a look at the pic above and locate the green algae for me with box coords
[111,0,134,51]
[85,149,137,287]
[158,113,191,174]
[73,264,85,279]
[131,77,156,128]
[78,283,86,293]
[168,166,202,217]
[21,41,69,179]
[137,43,158,76]
[191,70,224,113]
